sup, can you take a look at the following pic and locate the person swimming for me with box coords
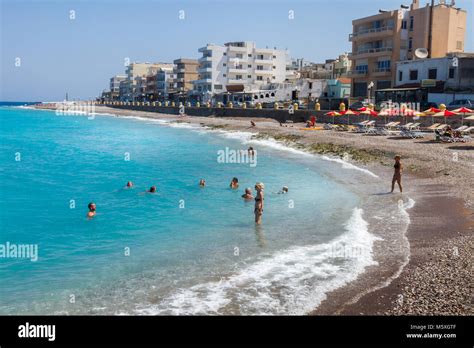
[278,186,289,194]
[230,177,239,189]
[126,181,133,188]
[148,186,157,193]
[242,188,254,200]
[199,179,206,187]
[87,202,96,218]
[254,182,264,225]
[391,155,403,193]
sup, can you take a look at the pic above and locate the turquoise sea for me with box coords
[0,106,411,315]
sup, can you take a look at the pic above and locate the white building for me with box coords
[110,75,127,93]
[193,41,289,101]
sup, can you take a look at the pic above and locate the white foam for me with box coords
[134,207,380,315]
[320,155,379,178]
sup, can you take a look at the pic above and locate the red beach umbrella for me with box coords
[453,107,473,123]
[325,111,341,124]
[341,109,359,125]
[433,110,456,124]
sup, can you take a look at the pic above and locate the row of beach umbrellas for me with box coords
[325,106,474,125]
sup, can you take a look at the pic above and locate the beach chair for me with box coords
[454,125,469,132]
[436,124,449,131]
[425,123,441,131]
[459,126,474,134]
[323,123,336,130]
[409,122,421,130]
[384,121,400,130]
[400,129,424,139]
[400,123,414,130]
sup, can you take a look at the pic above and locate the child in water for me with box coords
[230,177,239,189]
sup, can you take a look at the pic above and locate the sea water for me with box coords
[0,107,410,315]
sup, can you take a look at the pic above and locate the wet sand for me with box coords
[49,105,474,315]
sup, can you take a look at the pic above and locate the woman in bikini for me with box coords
[254,182,264,224]
[391,155,403,193]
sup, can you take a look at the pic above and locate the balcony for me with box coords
[349,26,394,41]
[227,45,248,52]
[229,57,248,63]
[372,67,392,77]
[254,59,273,64]
[255,69,273,75]
[349,47,393,60]
[194,78,212,84]
[228,68,247,73]
[198,56,212,63]
[347,70,368,78]
[198,67,212,73]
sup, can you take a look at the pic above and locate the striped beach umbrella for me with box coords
[325,111,341,124]
[341,109,359,125]
[453,107,473,123]
[432,110,457,124]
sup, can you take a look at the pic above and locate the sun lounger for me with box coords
[400,123,414,129]
[424,123,441,131]
[400,129,424,139]
[384,121,400,130]
[409,122,421,130]
[460,126,474,134]
[454,125,469,132]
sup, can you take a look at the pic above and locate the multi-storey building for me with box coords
[193,41,289,101]
[349,0,467,98]
[110,75,127,93]
[124,62,174,101]
[173,58,199,96]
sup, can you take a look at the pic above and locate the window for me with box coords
[257,76,263,81]
[248,54,252,57]
[449,68,455,79]
[356,64,368,73]
[272,76,275,79]
[409,70,418,80]
[273,66,276,69]
[236,75,243,80]
[214,84,222,90]
[399,71,403,81]
[401,20,407,30]
[223,63,226,67]
[428,68,437,79]
[309,82,313,89]
[257,65,264,70]
[248,64,252,68]
[236,53,243,58]
[408,38,413,51]
[223,74,226,77]
[257,54,264,60]
[247,75,251,78]
[409,16,414,31]
[272,55,276,58]
[223,52,227,56]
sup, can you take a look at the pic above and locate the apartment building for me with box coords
[124,62,174,101]
[110,75,127,94]
[349,0,467,97]
[193,41,289,101]
[173,58,199,95]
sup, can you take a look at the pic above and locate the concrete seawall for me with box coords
[107,105,466,127]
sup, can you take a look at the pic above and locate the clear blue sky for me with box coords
[1,0,473,101]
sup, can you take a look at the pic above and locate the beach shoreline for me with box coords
[35,105,473,315]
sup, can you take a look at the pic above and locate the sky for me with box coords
[1,0,473,101]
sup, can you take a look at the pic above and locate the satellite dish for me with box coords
[415,48,429,59]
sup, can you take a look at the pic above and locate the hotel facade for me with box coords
[193,41,289,101]
[349,0,466,98]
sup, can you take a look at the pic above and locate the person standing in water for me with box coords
[391,155,403,193]
[230,177,239,189]
[199,179,206,187]
[87,202,96,218]
[254,182,264,224]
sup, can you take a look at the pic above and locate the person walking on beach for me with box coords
[254,183,264,224]
[391,155,403,193]
[87,202,96,218]
[230,177,239,189]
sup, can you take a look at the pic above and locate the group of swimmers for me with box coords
[87,177,288,225]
